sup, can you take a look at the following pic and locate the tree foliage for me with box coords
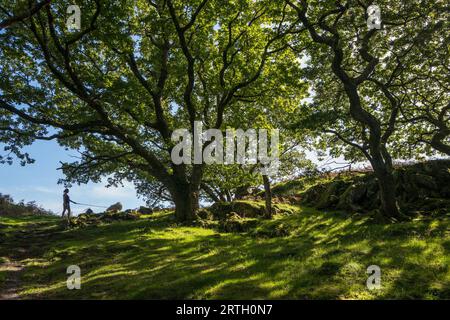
[284,0,449,218]
[0,0,305,221]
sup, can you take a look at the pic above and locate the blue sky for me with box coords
[0,125,349,216]
[0,140,146,215]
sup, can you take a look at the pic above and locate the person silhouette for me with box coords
[62,188,76,220]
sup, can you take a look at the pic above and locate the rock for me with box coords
[101,211,140,221]
[250,222,291,238]
[418,198,450,212]
[69,209,141,228]
[218,212,258,233]
[196,208,212,220]
[209,200,294,220]
[210,201,266,220]
[287,195,301,205]
[137,206,153,215]
[316,180,350,209]
[106,202,123,213]
[298,159,450,216]
[70,213,100,227]
[410,173,438,190]
[301,183,327,205]
[337,183,367,211]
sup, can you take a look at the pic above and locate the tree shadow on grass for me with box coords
[12,210,450,300]
[19,224,316,299]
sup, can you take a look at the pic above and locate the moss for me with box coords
[1,207,449,299]
[299,160,450,215]
[336,183,367,211]
[209,200,297,220]
[250,222,292,238]
[218,213,258,233]
[210,201,266,220]
[317,180,350,209]
[196,208,213,220]
[68,211,142,228]
[270,178,309,196]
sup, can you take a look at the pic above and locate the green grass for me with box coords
[0,208,449,299]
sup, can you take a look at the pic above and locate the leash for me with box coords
[71,201,109,209]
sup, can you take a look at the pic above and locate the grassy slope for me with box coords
[1,207,449,300]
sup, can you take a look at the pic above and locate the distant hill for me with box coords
[0,193,53,216]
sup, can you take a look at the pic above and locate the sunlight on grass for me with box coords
[1,206,449,299]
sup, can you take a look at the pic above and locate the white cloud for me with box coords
[90,182,136,199]
[33,186,58,194]
[38,200,62,214]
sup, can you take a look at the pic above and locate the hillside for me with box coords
[0,193,53,217]
[1,161,449,299]
[1,205,449,299]
[265,159,450,220]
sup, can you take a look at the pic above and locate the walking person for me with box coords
[62,188,76,222]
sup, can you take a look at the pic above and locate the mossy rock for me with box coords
[271,179,307,196]
[196,208,213,220]
[336,183,367,211]
[298,160,450,216]
[98,211,141,223]
[191,218,218,229]
[316,180,351,209]
[210,201,266,220]
[410,173,438,190]
[417,198,450,212]
[137,206,153,215]
[301,183,328,205]
[77,213,99,220]
[218,212,258,233]
[69,213,101,227]
[440,185,450,198]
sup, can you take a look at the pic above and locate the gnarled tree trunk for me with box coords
[172,182,199,222]
[373,168,401,219]
[170,164,203,222]
[370,154,402,220]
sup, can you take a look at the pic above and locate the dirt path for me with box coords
[0,259,24,300]
[0,220,63,300]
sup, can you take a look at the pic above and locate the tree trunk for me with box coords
[170,164,203,222]
[172,184,199,222]
[371,162,402,220]
[262,175,273,219]
[343,84,402,220]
